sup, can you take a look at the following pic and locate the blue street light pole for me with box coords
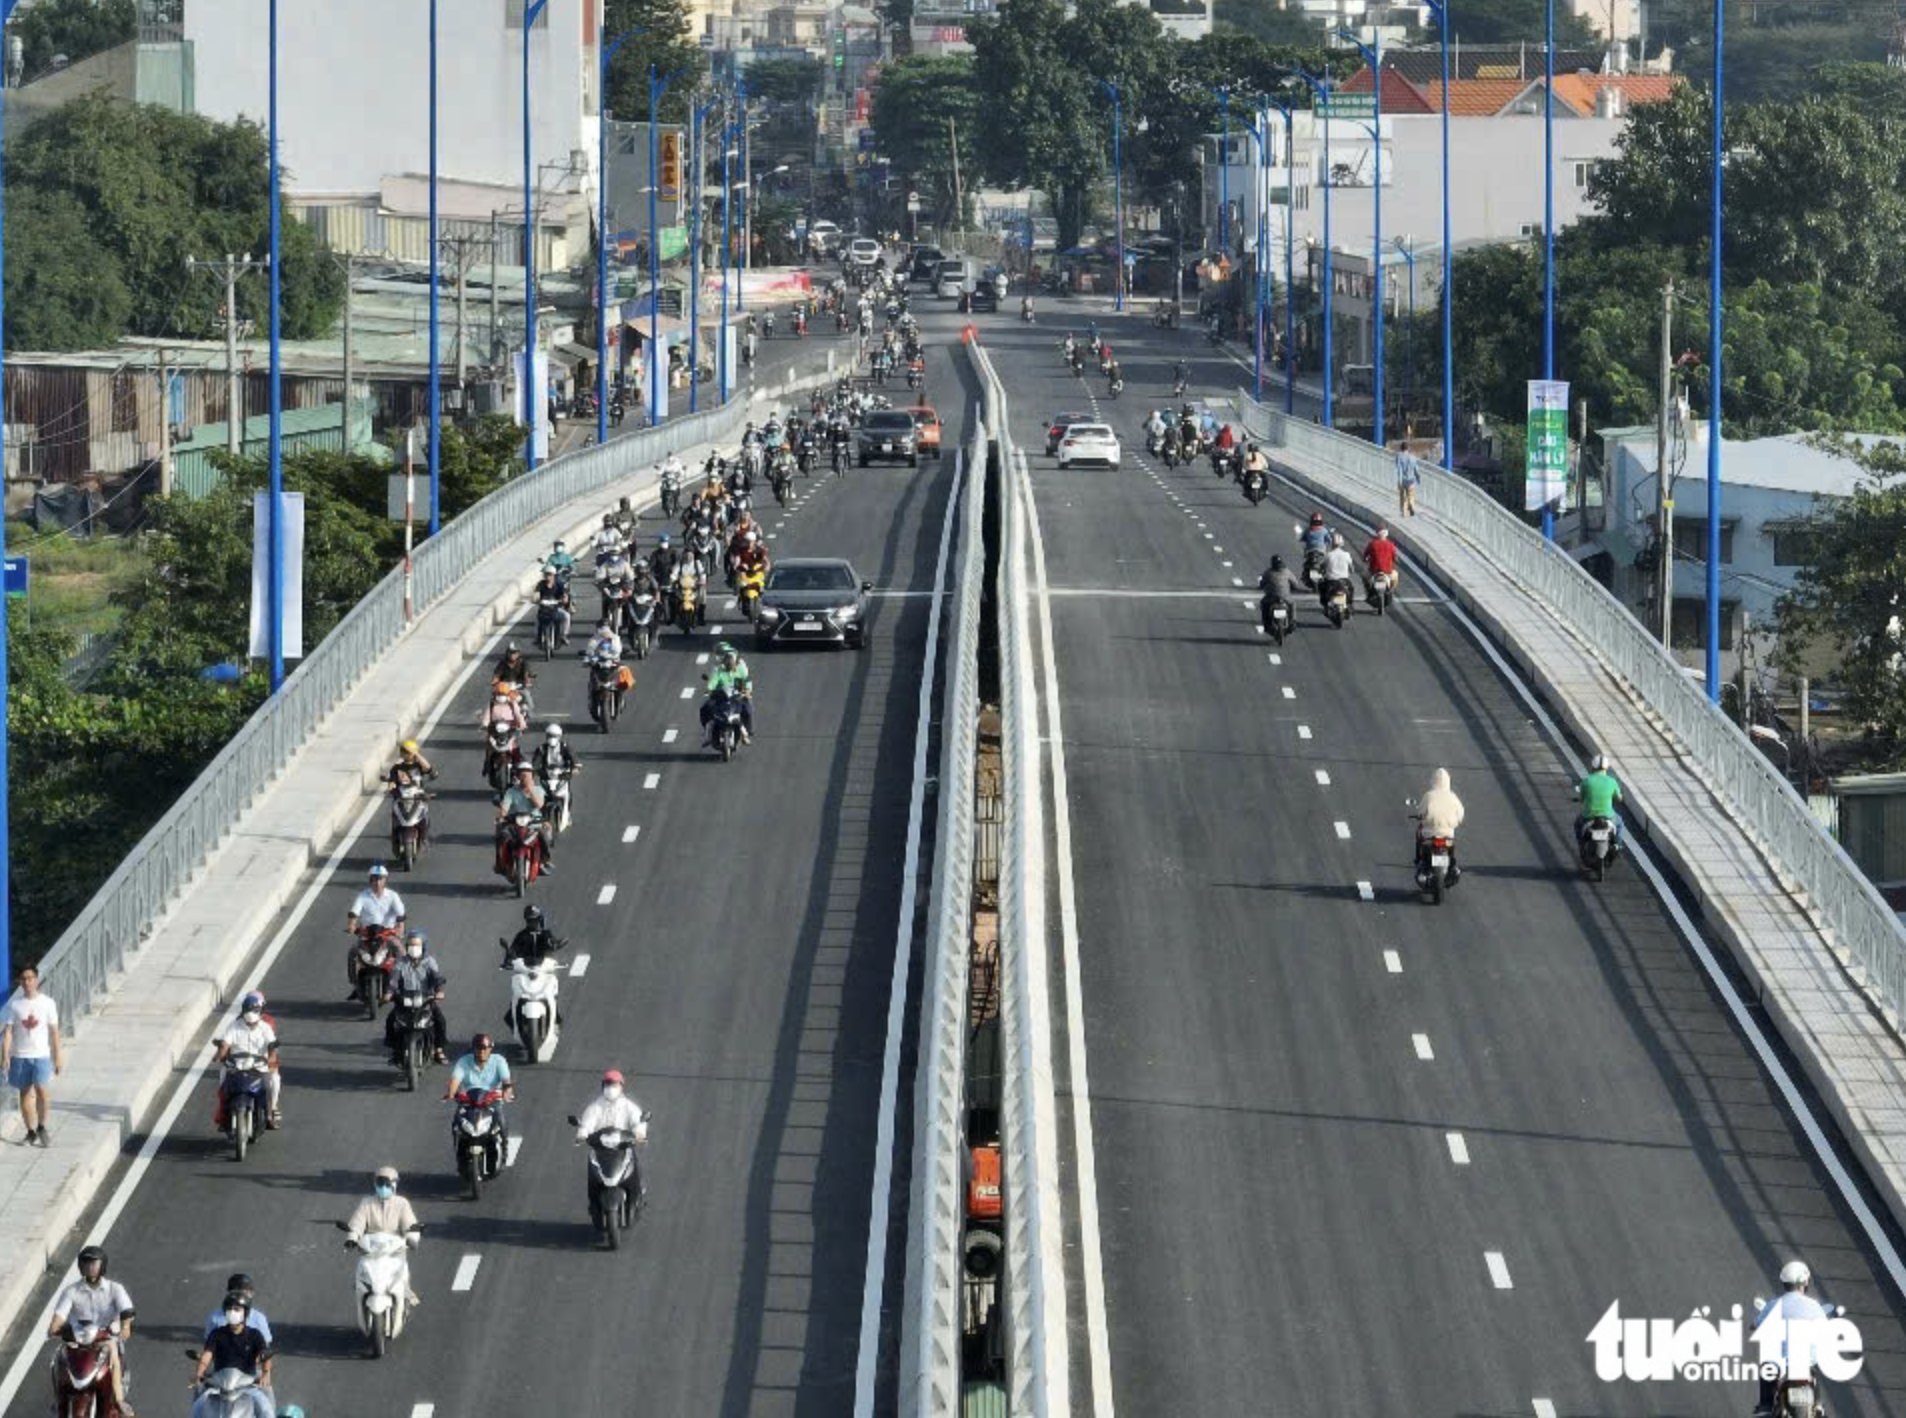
[1219,88,1230,255]
[1707,0,1724,698]
[648,66,681,426]
[428,0,441,534]
[0,0,21,983]
[1542,0,1556,539]
[1287,68,1334,426]
[735,80,748,312]
[268,0,284,691]
[1425,0,1453,468]
[522,0,548,470]
[598,27,643,444]
[690,96,717,413]
[720,110,733,405]
[1097,79,1123,313]
[1342,31,1384,446]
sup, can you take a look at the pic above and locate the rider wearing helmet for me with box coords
[344,1166,423,1307]
[1300,512,1332,555]
[1320,531,1355,609]
[649,531,682,587]
[214,990,282,1128]
[533,721,578,785]
[49,1245,136,1414]
[574,1069,651,1218]
[1258,553,1299,630]
[506,903,565,968]
[1575,752,1624,846]
[1753,1261,1832,1416]
[701,641,755,746]
[386,738,436,788]
[445,1033,515,1141]
[386,930,449,1065]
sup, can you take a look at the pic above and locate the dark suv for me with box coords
[857,410,920,467]
[909,246,945,284]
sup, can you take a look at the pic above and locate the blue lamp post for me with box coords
[1284,68,1334,427]
[1340,30,1384,446]
[647,65,682,427]
[1706,0,1724,698]
[1218,87,1230,255]
[267,0,285,691]
[0,0,22,983]
[1541,0,1556,539]
[735,80,748,312]
[598,27,644,444]
[690,95,719,413]
[1097,79,1124,313]
[720,110,734,405]
[1424,0,1454,468]
[428,0,441,533]
[522,0,549,471]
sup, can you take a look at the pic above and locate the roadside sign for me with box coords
[1526,379,1570,510]
[1321,93,1376,118]
[3,555,24,598]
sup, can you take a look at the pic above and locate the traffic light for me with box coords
[660,130,682,202]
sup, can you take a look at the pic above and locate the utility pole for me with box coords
[157,347,173,496]
[1655,277,1675,649]
[948,116,964,252]
[187,252,267,456]
[333,252,357,440]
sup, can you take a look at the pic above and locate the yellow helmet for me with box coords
[400,739,419,754]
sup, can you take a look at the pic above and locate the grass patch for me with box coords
[5,522,145,641]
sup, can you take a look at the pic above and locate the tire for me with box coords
[1431,872,1446,906]
[371,1311,389,1359]
[404,1034,422,1093]
[233,1097,250,1162]
[488,757,508,793]
[605,1203,622,1251]
[512,856,528,899]
[1270,620,1285,647]
[362,968,380,1022]
[398,829,417,873]
[1594,859,1606,883]
[461,1150,481,1201]
[720,733,734,763]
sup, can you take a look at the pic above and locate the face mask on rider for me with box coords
[242,1009,262,1026]
[225,1308,246,1327]
[375,1182,395,1199]
[603,1084,624,1102]
[407,944,424,961]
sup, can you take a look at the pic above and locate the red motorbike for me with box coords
[349,925,400,1019]
[495,812,545,898]
[49,1322,120,1417]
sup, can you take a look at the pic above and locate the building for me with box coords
[1128,0,1215,40]
[4,3,193,130]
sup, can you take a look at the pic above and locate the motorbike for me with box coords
[1021,301,1035,323]
[659,472,682,518]
[1146,428,1163,456]
[737,564,767,624]
[674,570,701,635]
[1212,448,1236,480]
[333,1221,421,1357]
[389,778,432,872]
[1322,578,1352,629]
[1243,467,1268,505]
[1301,548,1327,591]
[496,811,545,898]
[1153,305,1176,328]
[797,438,816,477]
[625,588,659,659]
[190,1367,272,1418]
[539,762,574,834]
[1068,348,1084,376]
[219,1051,272,1162]
[1173,375,1189,398]
[771,468,792,507]
[535,601,564,659]
[588,657,630,732]
[793,311,807,337]
[762,313,776,338]
[388,987,438,1093]
[1206,319,1225,346]
[1578,813,1620,881]
[483,721,522,792]
[1262,597,1292,646]
[689,524,720,587]
[501,945,562,1064]
[705,687,747,763]
[451,1087,508,1199]
[1162,438,1179,471]
[568,1113,649,1250]
[1108,375,1124,399]
[1365,569,1395,615]
[349,926,399,1020]
[1408,806,1459,905]
[50,1321,121,1418]
[907,365,924,391]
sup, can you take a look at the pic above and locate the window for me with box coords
[505,0,550,27]
[1673,517,1734,564]
[1518,221,1543,240]
[1672,597,1738,651]
[1769,525,1818,567]
[1571,159,1604,190]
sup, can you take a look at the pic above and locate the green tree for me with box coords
[1808,60,1906,121]
[14,0,135,77]
[745,56,822,104]
[605,0,709,124]
[3,94,343,350]
[1441,0,1601,46]
[1215,0,1328,46]
[2,188,132,350]
[1773,438,1906,764]
[870,56,982,229]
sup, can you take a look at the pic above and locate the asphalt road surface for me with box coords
[984,312,1906,1417]
[0,311,978,1418]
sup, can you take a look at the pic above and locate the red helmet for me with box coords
[602,1069,625,1086]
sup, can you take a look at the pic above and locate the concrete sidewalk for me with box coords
[1260,436,1906,1244]
[0,363,834,1350]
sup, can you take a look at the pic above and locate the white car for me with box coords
[808,221,841,257]
[1056,423,1120,469]
[847,238,881,267]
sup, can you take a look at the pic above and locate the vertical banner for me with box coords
[514,349,551,461]
[248,490,305,660]
[1526,379,1570,512]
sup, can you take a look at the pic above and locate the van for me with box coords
[935,257,975,299]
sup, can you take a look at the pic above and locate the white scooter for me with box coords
[501,944,562,1063]
[539,762,574,835]
[334,1223,420,1358]
[192,1367,276,1418]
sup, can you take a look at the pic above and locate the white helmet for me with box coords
[1590,752,1609,772]
[1780,1260,1811,1288]
[545,723,563,740]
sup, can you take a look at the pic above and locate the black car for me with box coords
[909,246,945,284]
[857,410,919,467]
[1045,411,1092,456]
[754,558,873,649]
[970,284,998,313]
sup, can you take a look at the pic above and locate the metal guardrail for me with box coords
[977,343,1071,1416]
[34,364,830,1023]
[899,419,987,1416]
[1232,386,1906,1022]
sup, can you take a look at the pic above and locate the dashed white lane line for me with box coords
[1532,1401,1557,1418]
[621,824,640,843]
[643,772,660,790]
[451,1255,482,1291]
[725,599,739,611]
[1213,544,1224,553]
[710,624,724,635]
[596,883,617,905]
[570,953,591,978]
[1267,653,1281,665]
[679,686,694,699]
[1357,880,1375,901]
[1281,686,1296,700]
[1239,599,1254,610]
[1298,725,1312,739]
[1486,1252,1514,1289]
[505,1135,523,1167]
[1383,949,1402,973]
[1413,1033,1435,1060]
[1231,577,1244,587]
[1222,560,1233,568]
[1333,820,1351,839]
[1447,1132,1471,1165]
[696,652,710,665]
[662,728,679,743]
[410,1405,436,1418]
[1314,769,1331,785]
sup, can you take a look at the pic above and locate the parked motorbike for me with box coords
[333,1221,421,1358]
[1408,803,1459,905]
[501,944,562,1064]
[568,1113,649,1250]
[219,1050,272,1163]
[389,778,433,872]
[483,722,522,792]
[451,1087,508,1199]
[349,926,399,1020]
[51,1321,121,1417]
[1365,570,1395,615]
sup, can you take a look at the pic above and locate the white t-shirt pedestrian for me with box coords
[5,990,58,1059]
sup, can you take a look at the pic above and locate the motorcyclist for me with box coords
[48,1246,134,1417]
[1319,532,1355,610]
[544,539,576,582]
[495,762,555,874]
[444,1033,514,1144]
[592,514,623,563]
[192,1292,272,1413]
[533,565,573,648]
[533,723,579,799]
[584,616,623,665]
[1214,422,1237,454]
[1415,767,1466,883]
[346,863,407,944]
[701,641,755,746]
[385,930,449,1065]
[612,495,639,540]
[1020,294,1034,321]
[1361,523,1399,599]
[1145,409,1167,447]
[213,990,282,1129]
[1753,1261,1831,1417]
[202,1275,271,1347]
[1172,358,1189,395]
[492,642,536,702]
[386,739,437,789]
[574,1069,650,1217]
[505,904,565,968]
[480,689,529,747]
[1104,356,1122,391]
[343,1166,422,1308]
[725,511,759,567]
[1576,752,1624,847]
[1258,555,1300,632]
[649,532,682,587]
[1298,513,1333,578]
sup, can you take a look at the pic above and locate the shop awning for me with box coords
[549,341,596,367]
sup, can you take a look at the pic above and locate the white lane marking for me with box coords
[1383,949,1402,973]
[679,686,694,699]
[1357,880,1375,901]
[596,883,617,905]
[643,772,660,790]
[1203,531,1214,540]
[0,608,523,1413]
[451,1255,482,1291]
[1532,1401,1557,1418]
[1447,1132,1471,1165]
[1231,577,1243,587]
[1239,599,1253,610]
[1222,560,1233,568]
[621,824,640,844]
[569,953,591,978]
[1213,544,1224,553]
[1486,1252,1513,1289]
[852,445,965,1418]
[1298,725,1312,739]
[1268,653,1281,665]
[662,728,679,743]
[1281,686,1296,700]
[1333,821,1351,840]
[709,624,724,635]
[1020,447,1112,1417]
[696,652,710,665]
[505,1134,523,1167]
[726,599,739,611]
[1314,769,1330,785]
[1413,1033,1435,1060]
[411,1406,435,1418]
